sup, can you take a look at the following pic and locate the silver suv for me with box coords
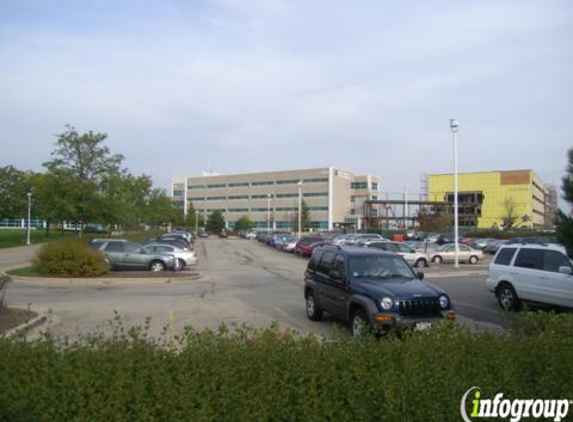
[486,243,573,310]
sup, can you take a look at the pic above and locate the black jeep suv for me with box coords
[304,245,456,336]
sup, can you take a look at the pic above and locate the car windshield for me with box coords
[348,255,415,280]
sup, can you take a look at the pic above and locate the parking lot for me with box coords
[3,238,503,339]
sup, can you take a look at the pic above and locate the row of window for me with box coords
[185,178,328,190]
[494,247,569,273]
[237,221,328,229]
[189,192,328,201]
[194,207,328,213]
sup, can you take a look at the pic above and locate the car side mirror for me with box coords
[417,272,425,281]
[558,266,573,275]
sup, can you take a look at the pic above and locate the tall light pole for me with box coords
[450,118,460,268]
[26,192,32,245]
[195,209,199,235]
[267,193,272,232]
[297,180,303,238]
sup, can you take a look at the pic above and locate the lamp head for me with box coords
[450,118,459,133]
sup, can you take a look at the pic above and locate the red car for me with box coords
[294,236,323,257]
[219,230,229,238]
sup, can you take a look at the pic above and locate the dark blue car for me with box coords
[304,245,456,336]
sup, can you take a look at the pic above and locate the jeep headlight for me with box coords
[439,295,449,309]
[381,297,393,311]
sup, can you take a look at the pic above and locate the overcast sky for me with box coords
[1,0,572,199]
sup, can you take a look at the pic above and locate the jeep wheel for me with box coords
[150,261,166,272]
[351,309,369,337]
[306,293,323,321]
[497,283,520,311]
[414,258,427,268]
[432,256,443,264]
[469,255,478,265]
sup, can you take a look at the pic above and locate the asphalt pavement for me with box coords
[2,238,504,339]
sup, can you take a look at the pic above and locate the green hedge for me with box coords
[0,314,572,422]
[34,238,109,277]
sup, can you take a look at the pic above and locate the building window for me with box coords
[303,192,328,197]
[276,193,298,198]
[207,196,226,201]
[371,182,378,190]
[351,182,368,189]
[228,195,249,200]
[173,190,183,197]
[276,180,300,185]
[229,182,249,187]
[251,207,268,212]
[251,194,270,199]
[253,221,268,228]
[276,207,297,211]
[206,208,226,213]
[303,178,328,183]
[228,208,249,213]
[207,183,226,189]
[309,206,328,211]
[310,221,328,229]
[276,221,291,229]
[251,181,274,186]
[188,185,205,190]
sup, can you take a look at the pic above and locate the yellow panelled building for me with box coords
[428,170,548,229]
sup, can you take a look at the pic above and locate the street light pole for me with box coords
[450,118,460,269]
[26,192,32,245]
[297,181,303,238]
[195,209,199,235]
[267,194,271,232]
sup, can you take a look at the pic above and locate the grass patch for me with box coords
[0,229,73,249]
[6,266,42,277]
[0,313,571,421]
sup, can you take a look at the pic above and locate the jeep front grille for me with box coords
[398,299,441,317]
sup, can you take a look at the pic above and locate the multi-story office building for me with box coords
[427,169,554,228]
[172,168,380,230]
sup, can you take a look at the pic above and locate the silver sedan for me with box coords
[143,243,198,268]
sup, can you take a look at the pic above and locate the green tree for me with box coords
[0,165,33,219]
[234,215,254,232]
[292,200,311,232]
[43,125,125,236]
[29,172,75,237]
[556,148,573,257]
[206,210,226,233]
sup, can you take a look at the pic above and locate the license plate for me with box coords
[415,322,432,331]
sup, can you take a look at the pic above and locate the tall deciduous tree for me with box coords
[206,210,226,233]
[43,125,124,236]
[0,165,33,219]
[556,148,573,257]
[234,216,254,232]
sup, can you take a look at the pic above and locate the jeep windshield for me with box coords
[348,255,415,280]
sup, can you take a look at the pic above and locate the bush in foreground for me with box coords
[34,238,109,277]
[0,313,572,421]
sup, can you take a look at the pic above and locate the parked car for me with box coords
[273,234,293,250]
[486,243,573,310]
[405,240,439,255]
[97,240,178,272]
[483,239,504,255]
[219,230,229,238]
[346,233,385,245]
[304,245,456,336]
[430,243,483,264]
[471,238,495,250]
[365,241,429,268]
[294,236,324,257]
[246,230,258,240]
[282,236,299,253]
[88,238,127,250]
[198,228,208,238]
[144,237,190,251]
[143,243,198,268]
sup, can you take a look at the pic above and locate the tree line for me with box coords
[0,126,183,236]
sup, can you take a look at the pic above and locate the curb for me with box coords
[7,273,206,285]
[2,313,48,337]
[424,270,488,279]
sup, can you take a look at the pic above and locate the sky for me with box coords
[1,0,572,200]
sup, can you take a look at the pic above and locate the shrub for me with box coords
[0,314,571,421]
[34,238,109,277]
